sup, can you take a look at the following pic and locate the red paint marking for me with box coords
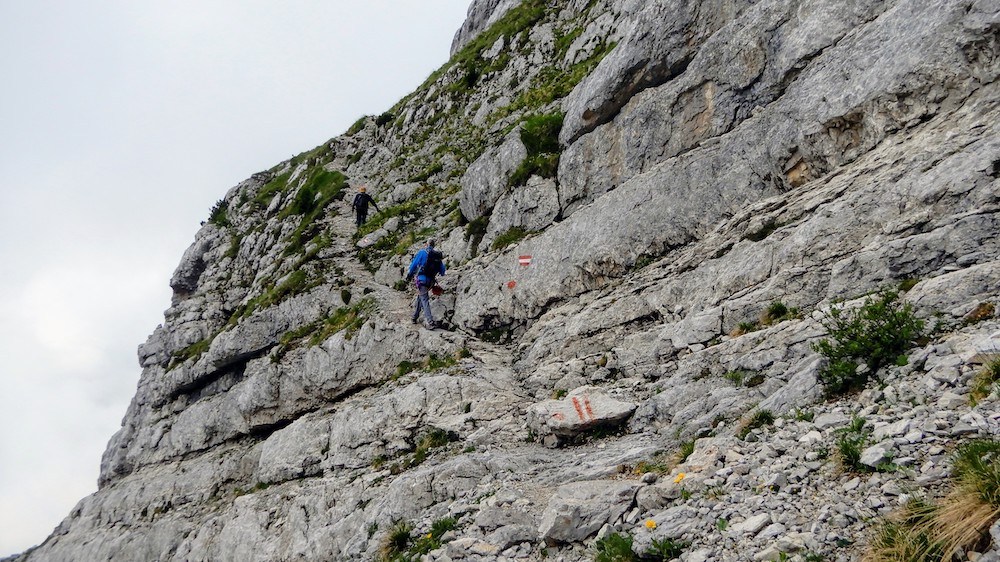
[552,412,565,420]
[571,397,586,421]
[518,255,532,266]
[507,280,517,289]
[583,396,595,419]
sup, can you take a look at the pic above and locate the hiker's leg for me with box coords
[417,283,434,324]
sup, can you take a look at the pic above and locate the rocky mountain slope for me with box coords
[11,0,1000,560]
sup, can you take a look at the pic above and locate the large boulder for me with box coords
[527,386,637,446]
[538,480,641,544]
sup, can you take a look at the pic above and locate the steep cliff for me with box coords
[13,0,1000,561]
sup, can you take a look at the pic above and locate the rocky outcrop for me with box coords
[451,0,524,56]
[14,0,1000,561]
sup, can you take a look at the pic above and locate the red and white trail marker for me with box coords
[518,255,532,266]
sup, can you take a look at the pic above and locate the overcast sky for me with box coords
[0,0,472,556]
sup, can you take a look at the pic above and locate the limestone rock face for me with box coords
[459,129,527,222]
[15,0,1000,561]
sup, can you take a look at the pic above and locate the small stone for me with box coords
[881,481,903,496]
[860,445,890,468]
[952,422,979,436]
[799,430,823,445]
[937,391,967,409]
[730,513,771,536]
[762,473,787,490]
[814,412,849,430]
[843,477,861,491]
[758,523,787,539]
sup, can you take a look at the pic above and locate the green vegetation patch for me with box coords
[594,532,635,562]
[168,335,215,369]
[346,116,368,136]
[865,439,1000,561]
[508,112,564,188]
[379,517,457,562]
[255,171,292,207]
[208,199,231,227]
[812,289,924,396]
[412,0,549,100]
[283,168,348,256]
[494,41,616,119]
[309,298,377,344]
[491,226,531,251]
[737,409,775,440]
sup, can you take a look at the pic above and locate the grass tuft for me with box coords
[594,532,636,562]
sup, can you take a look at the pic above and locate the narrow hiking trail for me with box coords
[323,195,514,368]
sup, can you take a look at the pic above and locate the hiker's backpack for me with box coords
[422,249,444,280]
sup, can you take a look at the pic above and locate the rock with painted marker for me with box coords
[526,386,637,446]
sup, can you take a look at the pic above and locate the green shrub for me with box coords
[836,432,866,472]
[375,112,395,127]
[408,160,444,183]
[738,409,775,439]
[520,113,563,154]
[812,289,924,395]
[677,439,696,464]
[723,370,747,386]
[208,199,231,227]
[492,226,530,250]
[508,113,564,188]
[282,168,348,256]
[647,537,688,561]
[594,532,636,562]
[379,520,413,560]
[170,336,214,368]
[395,361,419,380]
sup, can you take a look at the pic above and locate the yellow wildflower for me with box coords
[645,519,657,530]
[674,472,686,484]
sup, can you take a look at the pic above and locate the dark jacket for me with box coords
[352,192,379,214]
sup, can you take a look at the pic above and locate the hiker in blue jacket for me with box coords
[405,239,445,328]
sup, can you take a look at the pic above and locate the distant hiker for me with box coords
[351,185,380,227]
[405,239,446,328]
